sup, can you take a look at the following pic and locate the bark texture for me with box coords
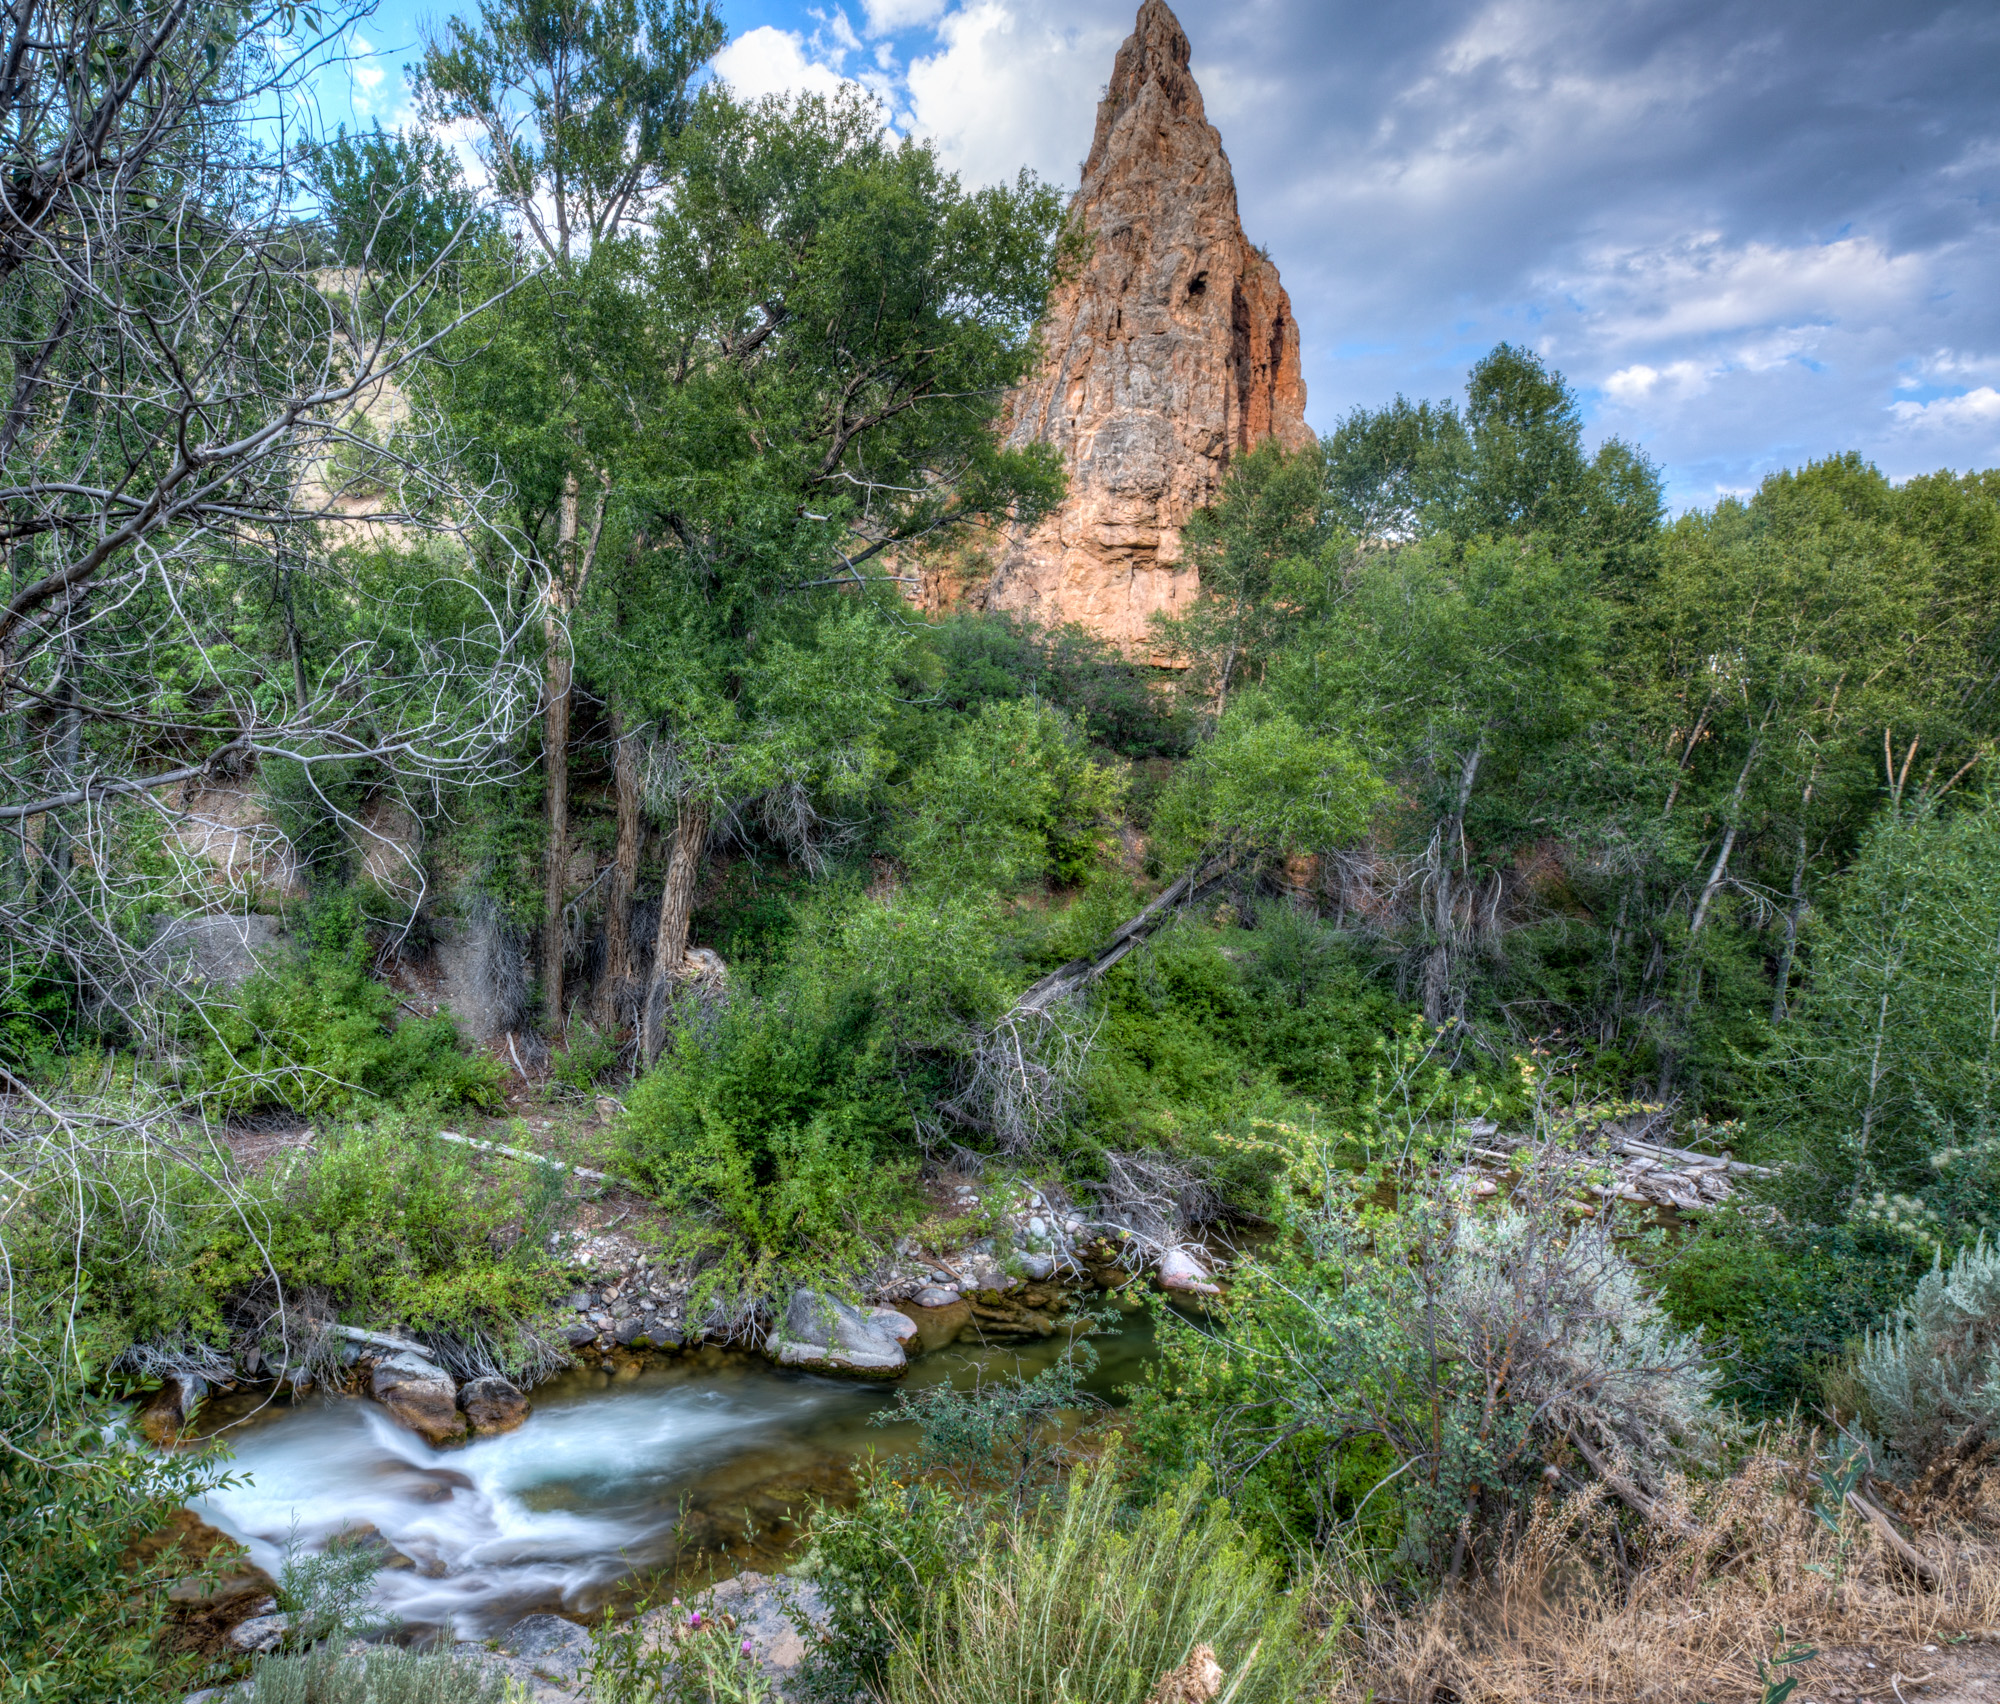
[642,800,710,1064]
[981,0,1312,655]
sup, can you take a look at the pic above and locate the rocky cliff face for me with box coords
[982,0,1312,654]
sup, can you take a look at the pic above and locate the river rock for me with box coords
[866,1306,919,1345]
[136,1374,207,1446]
[978,0,1312,653]
[459,1376,530,1435]
[768,1290,907,1378]
[910,1284,961,1309]
[370,1350,466,1445]
[615,1317,683,1350]
[497,1612,595,1685]
[228,1610,290,1653]
[564,1320,598,1347]
[1157,1246,1221,1296]
[166,1558,275,1611]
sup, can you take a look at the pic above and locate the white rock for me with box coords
[1157,1247,1222,1296]
[911,1285,961,1308]
[867,1306,919,1344]
[229,1612,290,1654]
[1028,1216,1047,1239]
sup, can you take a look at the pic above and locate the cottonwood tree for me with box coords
[426,78,1071,1049]
[413,0,727,1020]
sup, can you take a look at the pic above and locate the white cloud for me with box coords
[712,26,854,103]
[862,0,948,34]
[903,2,1116,186]
[1889,387,2000,430]
[1603,360,1710,402]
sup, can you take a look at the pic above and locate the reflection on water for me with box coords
[188,1298,1164,1640]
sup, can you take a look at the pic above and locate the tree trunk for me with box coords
[1422,743,1483,1029]
[540,473,582,1025]
[598,708,644,1026]
[642,798,710,1065]
[1771,828,1810,1025]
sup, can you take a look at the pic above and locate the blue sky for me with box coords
[316,0,2000,512]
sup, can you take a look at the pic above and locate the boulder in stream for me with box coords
[370,1349,466,1445]
[136,1374,207,1445]
[459,1376,530,1435]
[1157,1246,1221,1296]
[767,1290,907,1377]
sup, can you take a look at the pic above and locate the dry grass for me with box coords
[1326,1439,2000,1703]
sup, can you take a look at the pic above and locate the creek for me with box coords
[185,1300,1165,1641]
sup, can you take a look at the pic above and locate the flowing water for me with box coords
[186,1301,1165,1641]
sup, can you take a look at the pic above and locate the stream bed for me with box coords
[185,1301,1165,1641]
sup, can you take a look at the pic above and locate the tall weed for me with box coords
[888,1459,1327,1704]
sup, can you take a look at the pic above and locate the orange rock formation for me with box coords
[981,0,1312,653]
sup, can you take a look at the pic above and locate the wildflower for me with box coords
[741,1639,753,1657]
[689,1609,703,1629]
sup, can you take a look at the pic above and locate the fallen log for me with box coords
[1011,857,1237,1018]
[1567,1431,1703,1541]
[1847,1489,1940,1588]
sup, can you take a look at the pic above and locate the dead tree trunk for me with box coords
[597,708,644,1026]
[1422,743,1483,1028]
[642,798,710,1065]
[538,469,610,1031]
[539,474,582,1023]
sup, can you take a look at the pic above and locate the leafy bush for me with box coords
[548,1021,620,1097]
[0,1360,226,1703]
[1851,1235,2000,1471]
[924,610,1190,759]
[900,698,1124,892]
[188,891,501,1115]
[1131,1113,1730,1576]
[620,988,918,1283]
[1659,1206,1921,1415]
[886,1459,1325,1704]
[21,1116,568,1376]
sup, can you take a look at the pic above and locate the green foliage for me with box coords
[548,1021,621,1097]
[298,121,493,274]
[619,988,920,1279]
[1851,1236,2000,1471]
[885,1458,1325,1704]
[275,1527,388,1648]
[22,1117,568,1374]
[1129,1095,1728,1577]
[0,1361,228,1703]
[900,700,1124,892]
[1657,1207,1921,1416]
[924,612,1189,759]
[1150,700,1382,872]
[1760,800,2000,1211]
[0,949,75,1077]
[188,892,502,1116]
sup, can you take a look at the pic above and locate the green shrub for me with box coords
[1851,1235,2000,1471]
[620,991,918,1283]
[899,699,1124,893]
[548,1021,620,1097]
[0,1360,226,1703]
[886,1459,1325,1704]
[188,891,501,1115]
[26,1117,567,1375]
[1658,1206,1921,1416]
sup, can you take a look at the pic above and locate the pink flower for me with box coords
[741,1639,753,1657]
[689,1610,702,1629]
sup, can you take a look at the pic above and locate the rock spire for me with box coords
[983,0,1312,653]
